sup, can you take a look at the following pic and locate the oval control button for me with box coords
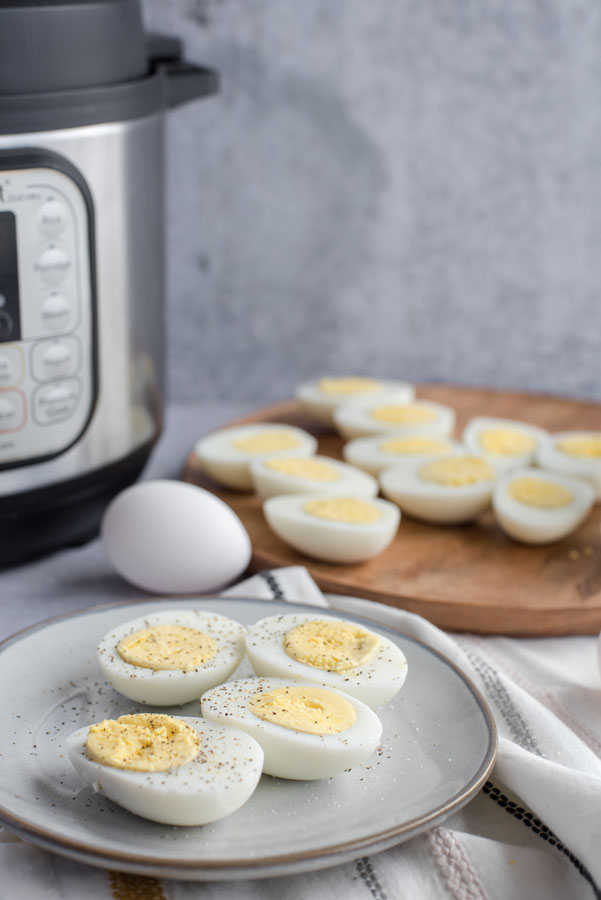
[33,379,80,425]
[32,337,79,381]
[0,390,25,431]
[38,199,68,238]
[41,294,73,332]
[35,247,71,286]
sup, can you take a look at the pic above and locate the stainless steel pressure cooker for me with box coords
[0,0,217,565]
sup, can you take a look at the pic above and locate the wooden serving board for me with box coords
[183,385,601,636]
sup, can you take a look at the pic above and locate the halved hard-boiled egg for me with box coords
[493,468,594,544]
[333,398,455,440]
[250,455,378,499]
[245,613,408,708]
[343,432,463,476]
[536,432,601,499]
[263,494,400,563]
[193,423,318,490]
[97,610,246,706]
[67,713,264,825]
[201,677,383,779]
[379,452,496,524]
[463,417,548,473]
[295,375,414,425]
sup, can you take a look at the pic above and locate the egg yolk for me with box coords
[508,477,573,508]
[318,376,380,394]
[303,497,381,524]
[86,714,200,772]
[370,404,436,426]
[232,430,302,454]
[117,624,217,671]
[478,428,536,456]
[249,685,356,735]
[557,435,601,459]
[264,458,340,481]
[419,457,494,486]
[283,619,380,671]
[379,436,451,455]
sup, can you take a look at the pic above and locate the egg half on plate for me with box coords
[67,713,264,825]
[379,452,496,524]
[193,423,318,490]
[250,455,378,499]
[493,468,594,544]
[333,399,455,441]
[263,494,401,563]
[97,610,246,706]
[536,432,601,500]
[201,677,383,780]
[295,375,414,425]
[245,613,408,708]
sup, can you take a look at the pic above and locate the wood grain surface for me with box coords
[182,385,601,636]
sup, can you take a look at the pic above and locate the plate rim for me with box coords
[0,596,498,877]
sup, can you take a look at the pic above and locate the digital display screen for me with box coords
[0,211,20,342]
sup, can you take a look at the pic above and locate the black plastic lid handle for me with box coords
[161,61,219,109]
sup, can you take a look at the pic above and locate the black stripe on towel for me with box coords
[258,570,286,600]
[355,857,388,900]
[483,781,600,899]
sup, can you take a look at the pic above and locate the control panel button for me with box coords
[0,347,22,386]
[33,378,81,424]
[35,247,71,286]
[41,293,73,332]
[0,389,25,431]
[37,199,68,238]
[31,336,80,381]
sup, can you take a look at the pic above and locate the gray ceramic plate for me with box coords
[0,597,496,880]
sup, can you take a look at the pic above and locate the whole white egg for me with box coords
[101,480,251,594]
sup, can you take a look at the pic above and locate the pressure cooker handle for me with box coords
[147,33,219,108]
[162,61,219,108]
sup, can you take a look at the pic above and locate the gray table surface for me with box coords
[0,403,250,642]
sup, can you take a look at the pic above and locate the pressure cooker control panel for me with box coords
[0,151,96,469]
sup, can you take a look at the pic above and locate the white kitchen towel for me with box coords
[1,566,600,900]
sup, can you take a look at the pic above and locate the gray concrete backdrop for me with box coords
[142,0,601,406]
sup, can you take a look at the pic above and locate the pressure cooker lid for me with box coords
[0,0,149,95]
[0,0,218,133]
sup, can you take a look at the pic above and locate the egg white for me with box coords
[343,432,463,476]
[295,377,414,425]
[462,417,548,473]
[536,432,601,500]
[379,453,496,524]
[263,493,400,563]
[97,610,246,706]
[245,613,408,708]
[201,677,383,780]
[66,717,264,826]
[250,454,378,499]
[492,467,594,544]
[333,398,455,441]
[193,423,318,490]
